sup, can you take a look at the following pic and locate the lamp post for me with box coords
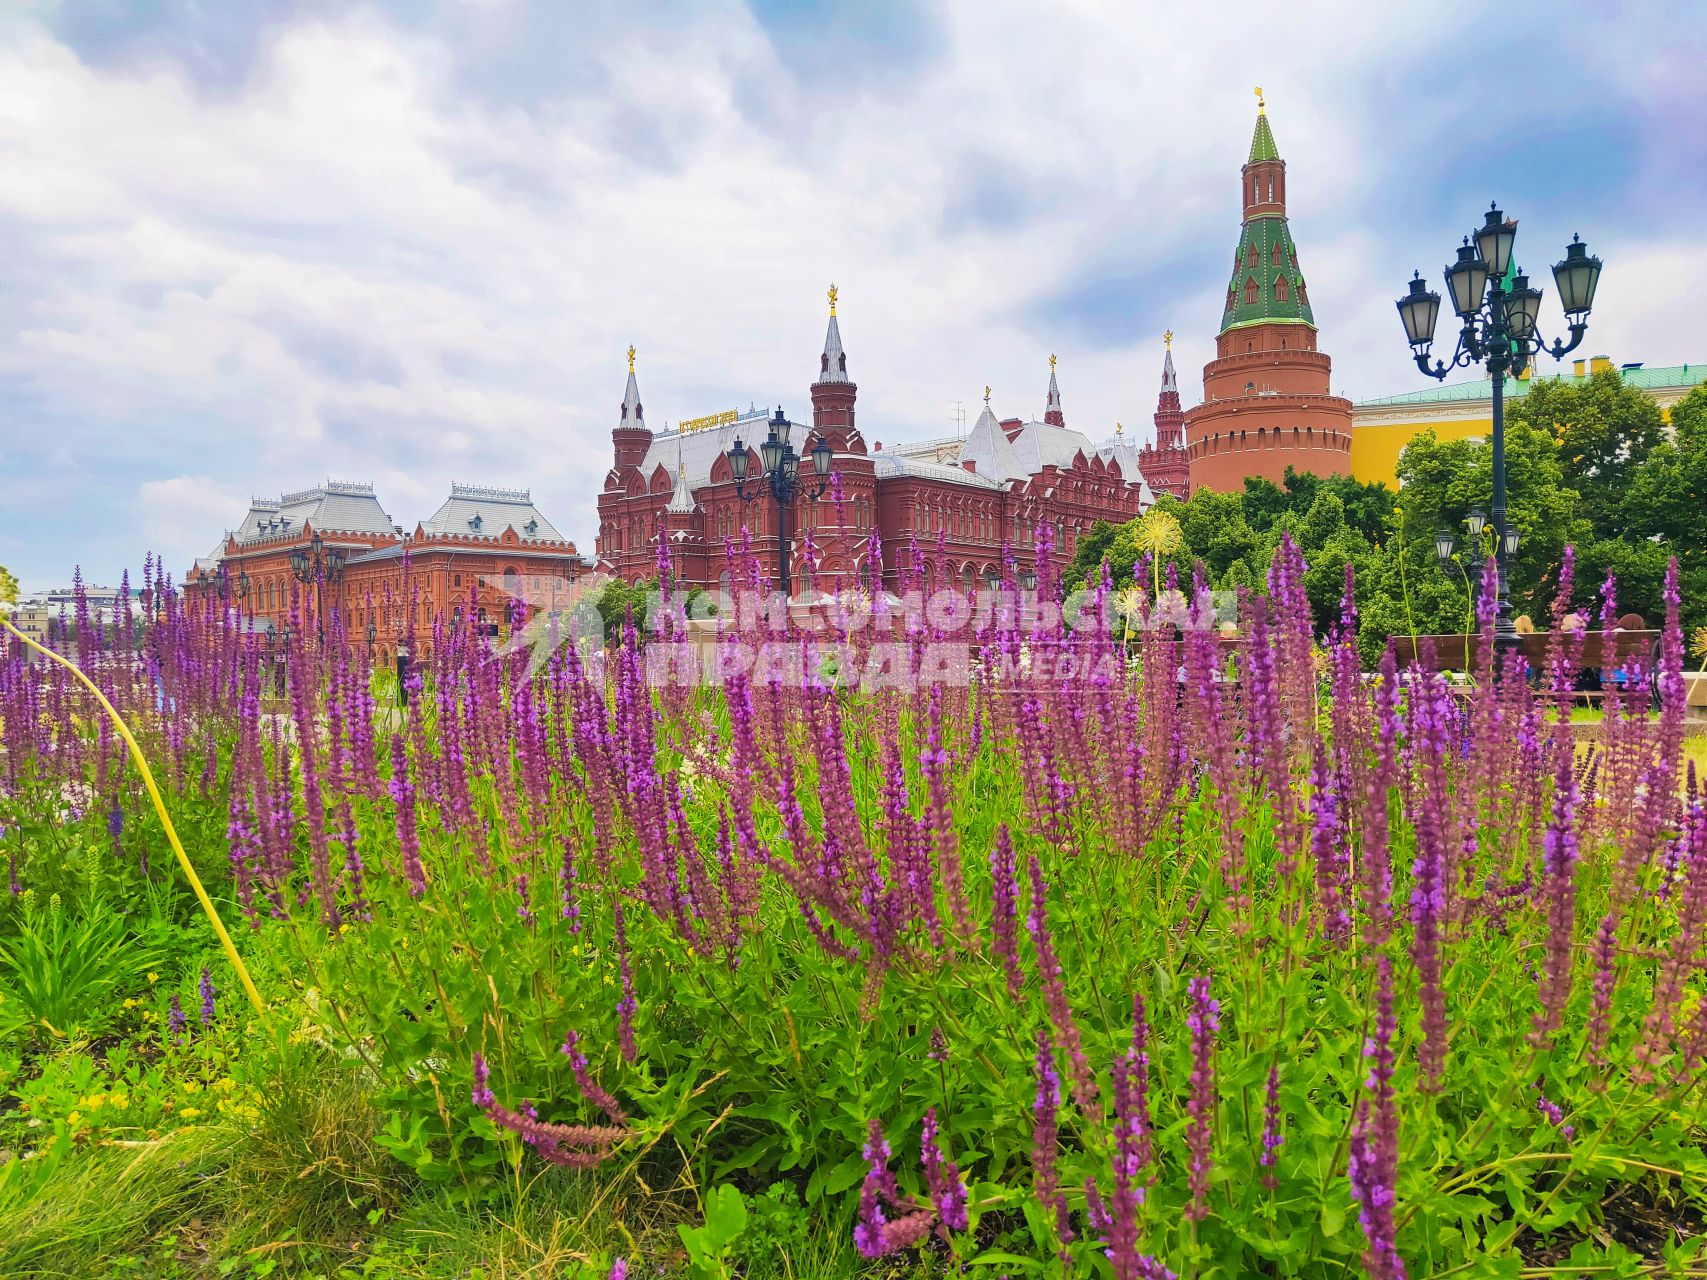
[366,621,377,659]
[1434,507,1519,637]
[1396,205,1602,653]
[395,641,411,710]
[288,532,346,645]
[726,407,835,600]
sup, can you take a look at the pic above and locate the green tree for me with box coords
[1622,383,1707,631]
[1507,368,1665,538]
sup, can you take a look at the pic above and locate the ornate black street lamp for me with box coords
[288,532,346,644]
[1435,507,1520,634]
[726,407,834,599]
[1397,205,1602,652]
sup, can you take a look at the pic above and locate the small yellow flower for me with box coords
[146,972,159,984]
[67,1111,83,1127]
[213,1078,236,1093]
[179,1106,202,1120]
[180,1080,200,1094]
[110,1091,129,1110]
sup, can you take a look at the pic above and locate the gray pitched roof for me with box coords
[1098,434,1143,481]
[231,481,396,545]
[421,484,566,541]
[1008,420,1097,474]
[870,452,1002,489]
[959,404,1027,483]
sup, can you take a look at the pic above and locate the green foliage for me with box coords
[0,891,160,1045]
[1066,468,1391,638]
[679,1184,748,1278]
[1507,367,1666,538]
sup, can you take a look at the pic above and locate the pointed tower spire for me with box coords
[1140,331,1189,500]
[666,437,696,515]
[612,343,652,468]
[1249,86,1279,162]
[811,283,861,453]
[621,344,644,426]
[1044,353,1065,428]
[818,283,849,384]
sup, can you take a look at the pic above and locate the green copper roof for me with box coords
[1356,362,1706,407]
[1219,214,1315,332]
[1248,111,1279,163]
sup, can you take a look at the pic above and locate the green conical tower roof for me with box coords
[1220,92,1312,334]
[1248,104,1279,163]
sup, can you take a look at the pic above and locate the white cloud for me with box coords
[137,475,249,570]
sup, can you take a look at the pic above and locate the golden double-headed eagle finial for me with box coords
[1164,329,1174,350]
[828,283,838,317]
[1049,353,1057,372]
[627,344,636,374]
[983,385,991,405]
[1254,85,1265,114]
[1116,421,1124,436]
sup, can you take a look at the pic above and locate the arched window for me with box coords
[1271,242,1283,265]
[1247,243,1258,267]
[1275,276,1289,303]
[1266,176,1274,201]
[503,567,519,597]
[1244,276,1259,304]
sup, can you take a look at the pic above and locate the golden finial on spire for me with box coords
[1254,85,1265,114]
[1049,353,1057,373]
[1116,421,1124,436]
[828,283,838,317]
[983,385,991,405]
[1164,329,1174,350]
[626,344,636,374]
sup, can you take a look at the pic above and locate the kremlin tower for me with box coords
[1138,332,1189,500]
[1184,90,1352,492]
[810,284,864,455]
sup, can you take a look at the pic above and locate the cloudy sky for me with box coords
[2,0,1702,589]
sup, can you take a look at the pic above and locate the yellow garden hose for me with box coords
[2,616,267,1017]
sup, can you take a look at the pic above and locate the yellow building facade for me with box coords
[1351,356,1707,487]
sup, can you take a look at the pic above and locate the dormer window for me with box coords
[469,514,483,532]
[524,519,538,536]
[1247,243,1258,267]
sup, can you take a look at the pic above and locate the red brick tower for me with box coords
[611,344,652,468]
[1044,353,1065,427]
[1185,91,1351,493]
[1139,332,1190,500]
[810,283,862,454]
